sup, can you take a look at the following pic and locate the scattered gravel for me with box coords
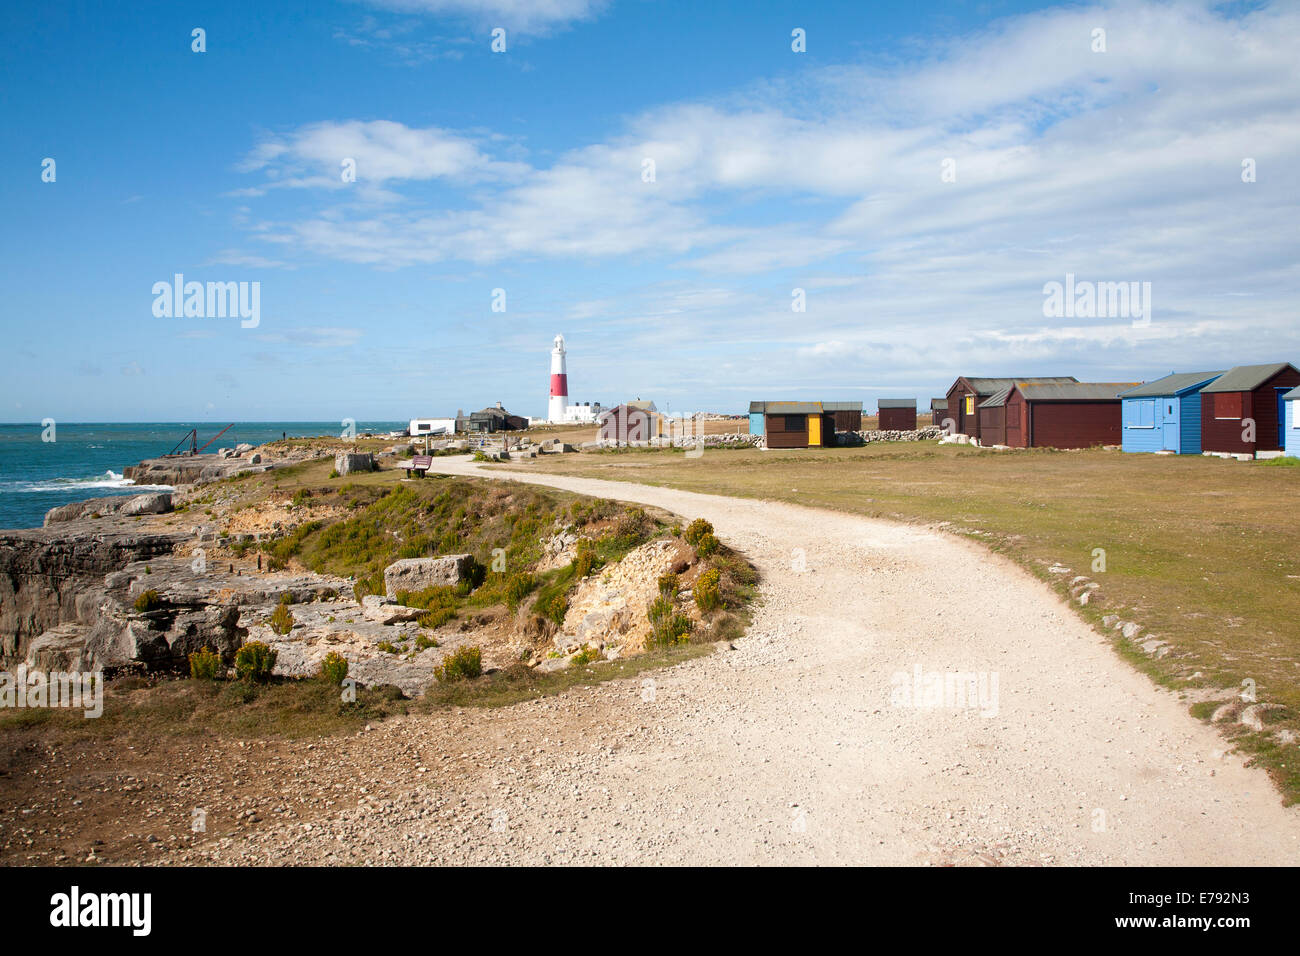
[133,458,1300,864]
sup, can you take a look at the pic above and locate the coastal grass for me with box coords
[0,676,409,741]
[511,440,1300,802]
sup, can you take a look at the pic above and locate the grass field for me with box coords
[504,441,1300,801]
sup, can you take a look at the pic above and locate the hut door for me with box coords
[1280,389,1290,448]
[1161,401,1179,451]
[808,415,822,447]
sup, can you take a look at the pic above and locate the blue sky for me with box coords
[1,0,1296,422]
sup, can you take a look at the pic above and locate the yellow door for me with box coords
[808,415,822,446]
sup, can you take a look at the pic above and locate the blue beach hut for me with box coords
[1119,371,1223,454]
[1286,386,1300,458]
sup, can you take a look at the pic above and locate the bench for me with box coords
[398,454,434,477]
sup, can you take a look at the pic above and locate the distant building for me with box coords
[598,401,662,445]
[930,398,947,427]
[409,418,455,437]
[1118,371,1223,455]
[1001,382,1136,448]
[877,399,917,431]
[750,400,860,442]
[1200,363,1300,456]
[457,402,529,434]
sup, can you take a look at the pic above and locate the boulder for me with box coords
[383,555,475,599]
[334,452,376,476]
[119,492,173,516]
[361,594,424,625]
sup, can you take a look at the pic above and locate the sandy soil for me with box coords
[114,455,1297,866]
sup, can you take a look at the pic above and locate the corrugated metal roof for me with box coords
[822,401,863,412]
[1017,382,1137,401]
[748,401,766,414]
[877,398,916,409]
[1118,371,1224,398]
[979,386,1013,409]
[763,402,823,414]
[1200,363,1298,393]
[1284,386,1300,401]
[930,398,947,409]
[959,376,1078,395]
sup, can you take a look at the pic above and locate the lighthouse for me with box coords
[548,334,569,422]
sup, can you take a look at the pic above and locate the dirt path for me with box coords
[158,457,1299,866]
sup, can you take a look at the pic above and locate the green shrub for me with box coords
[647,595,693,646]
[537,590,568,625]
[505,572,536,610]
[377,640,401,655]
[133,589,161,613]
[415,634,440,651]
[695,532,721,559]
[318,651,348,685]
[188,647,223,680]
[328,468,340,479]
[434,645,482,682]
[573,539,598,578]
[270,601,294,635]
[694,567,723,612]
[418,606,456,629]
[234,641,277,683]
[571,646,600,666]
[684,518,714,546]
[657,571,680,599]
[292,489,313,507]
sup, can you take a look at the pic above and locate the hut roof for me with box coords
[877,398,916,409]
[1200,363,1299,393]
[763,402,823,415]
[1118,371,1225,398]
[1016,382,1137,401]
[960,376,1077,395]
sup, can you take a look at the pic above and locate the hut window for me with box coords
[784,415,804,431]
[1214,393,1243,419]
[965,395,974,415]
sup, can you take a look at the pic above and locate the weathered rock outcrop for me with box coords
[44,492,173,526]
[383,555,474,599]
[0,527,186,663]
[124,455,269,487]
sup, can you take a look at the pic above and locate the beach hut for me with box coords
[598,403,664,445]
[877,399,917,430]
[945,376,1078,443]
[762,402,835,448]
[1004,382,1136,449]
[1285,386,1300,458]
[930,398,947,427]
[824,401,863,433]
[748,401,766,436]
[1200,363,1300,456]
[1118,372,1223,455]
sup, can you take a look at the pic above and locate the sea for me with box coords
[0,422,406,530]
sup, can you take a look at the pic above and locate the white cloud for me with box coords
[359,0,609,34]
[233,0,1300,392]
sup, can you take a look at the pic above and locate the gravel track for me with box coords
[164,458,1300,865]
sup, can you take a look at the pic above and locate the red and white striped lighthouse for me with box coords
[548,334,569,422]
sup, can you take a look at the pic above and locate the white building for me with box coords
[409,418,455,437]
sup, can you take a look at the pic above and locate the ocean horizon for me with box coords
[0,421,406,530]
